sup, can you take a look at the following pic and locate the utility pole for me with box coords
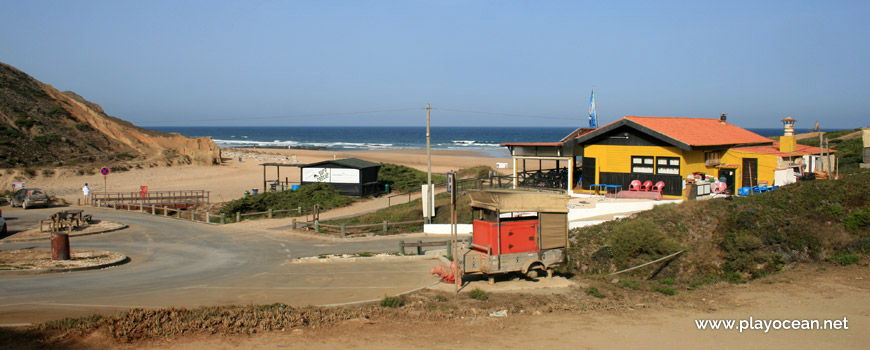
[426,103,433,223]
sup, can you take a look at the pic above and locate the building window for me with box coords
[656,157,680,175]
[631,156,654,173]
[705,152,721,166]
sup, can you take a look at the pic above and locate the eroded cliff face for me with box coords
[51,88,221,166]
[0,62,220,167]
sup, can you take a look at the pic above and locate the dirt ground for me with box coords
[18,264,867,349]
[0,249,124,271]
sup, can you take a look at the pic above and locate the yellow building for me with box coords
[502,115,833,198]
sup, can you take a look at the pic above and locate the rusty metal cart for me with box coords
[456,190,570,283]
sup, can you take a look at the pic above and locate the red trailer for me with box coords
[457,190,570,283]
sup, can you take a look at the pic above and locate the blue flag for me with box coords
[588,89,597,128]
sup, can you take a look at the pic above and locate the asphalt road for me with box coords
[0,206,441,325]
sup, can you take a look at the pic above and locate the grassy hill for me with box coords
[570,170,870,285]
[0,62,219,169]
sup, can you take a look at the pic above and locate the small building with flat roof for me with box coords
[299,158,382,197]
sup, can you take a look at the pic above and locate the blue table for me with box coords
[604,184,622,198]
[589,184,607,195]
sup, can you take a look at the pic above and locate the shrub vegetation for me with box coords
[220,183,351,216]
[570,171,870,284]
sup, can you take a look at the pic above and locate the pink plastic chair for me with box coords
[713,182,727,194]
[651,181,665,193]
[641,180,653,191]
[629,180,642,191]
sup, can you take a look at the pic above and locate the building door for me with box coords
[741,158,758,188]
[581,157,596,189]
[718,168,736,193]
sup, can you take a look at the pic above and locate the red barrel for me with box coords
[51,232,70,260]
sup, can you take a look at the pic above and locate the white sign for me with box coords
[496,162,508,169]
[329,168,359,184]
[302,168,359,183]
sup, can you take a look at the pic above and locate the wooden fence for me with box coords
[90,190,209,209]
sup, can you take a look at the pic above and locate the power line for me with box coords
[434,107,577,121]
[134,106,580,125]
[135,107,425,125]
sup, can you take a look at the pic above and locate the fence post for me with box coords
[206,212,210,224]
[268,208,273,219]
[139,205,143,213]
[190,209,195,221]
[177,209,181,219]
[236,212,241,223]
[164,207,168,216]
[291,218,296,229]
[383,220,388,233]
[399,240,405,255]
[97,199,101,207]
[417,240,423,255]
[297,207,302,215]
[221,213,226,225]
[341,224,346,237]
[314,220,320,233]
[446,241,452,258]
[151,205,156,215]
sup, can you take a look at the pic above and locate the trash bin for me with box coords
[252,189,259,195]
[385,184,391,194]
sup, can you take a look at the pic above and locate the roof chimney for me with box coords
[719,113,727,124]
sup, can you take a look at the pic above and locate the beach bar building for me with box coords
[299,158,382,197]
[502,115,834,198]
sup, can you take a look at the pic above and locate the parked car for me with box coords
[11,188,51,209]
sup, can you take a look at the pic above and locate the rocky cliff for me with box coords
[0,62,220,168]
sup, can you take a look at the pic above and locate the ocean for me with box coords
[146,126,838,157]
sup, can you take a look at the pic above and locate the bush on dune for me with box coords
[219,183,350,215]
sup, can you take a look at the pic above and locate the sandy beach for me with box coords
[2,148,512,204]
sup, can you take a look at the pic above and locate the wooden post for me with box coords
[268,208,273,219]
[383,220,388,233]
[206,212,210,224]
[236,212,241,223]
[151,205,156,215]
[177,209,181,219]
[139,205,143,213]
[399,240,405,255]
[314,220,320,233]
[291,218,297,229]
[221,213,226,225]
[164,207,168,216]
[341,224,346,237]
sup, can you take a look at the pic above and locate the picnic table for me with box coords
[45,210,90,232]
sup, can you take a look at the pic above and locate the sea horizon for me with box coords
[146,125,850,158]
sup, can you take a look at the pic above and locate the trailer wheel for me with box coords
[525,262,544,279]
[526,269,538,279]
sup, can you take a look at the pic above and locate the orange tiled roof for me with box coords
[733,141,835,156]
[624,116,773,147]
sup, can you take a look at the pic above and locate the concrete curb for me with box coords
[0,254,129,276]
[0,223,129,244]
[294,249,446,264]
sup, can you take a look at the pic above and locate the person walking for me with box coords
[82,183,90,205]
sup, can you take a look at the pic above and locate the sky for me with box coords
[1,0,868,129]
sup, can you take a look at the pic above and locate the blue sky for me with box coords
[1,1,868,128]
